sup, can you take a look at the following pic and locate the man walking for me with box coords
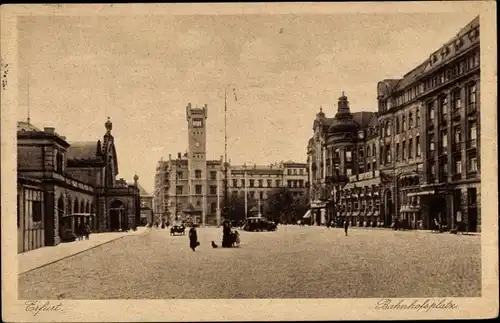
[344,220,349,236]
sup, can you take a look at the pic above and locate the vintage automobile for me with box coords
[243,217,277,232]
[170,224,185,236]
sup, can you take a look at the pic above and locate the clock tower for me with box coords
[186,103,208,225]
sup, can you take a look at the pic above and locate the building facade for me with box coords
[17,118,141,253]
[377,16,480,231]
[138,183,153,225]
[153,103,224,226]
[307,16,481,232]
[228,162,308,216]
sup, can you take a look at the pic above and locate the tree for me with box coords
[268,187,309,223]
[223,193,257,222]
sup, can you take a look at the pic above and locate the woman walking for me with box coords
[189,224,200,251]
[344,220,349,236]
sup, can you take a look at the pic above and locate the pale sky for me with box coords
[17,12,478,193]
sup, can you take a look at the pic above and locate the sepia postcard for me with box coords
[1,2,498,322]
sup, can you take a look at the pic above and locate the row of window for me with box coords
[232,178,283,188]
[427,122,477,153]
[176,170,218,180]
[390,51,479,109]
[428,82,477,121]
[428,152,478,179]
[286,168,305,175]
[394,136,422,162]
[232,190,304,199]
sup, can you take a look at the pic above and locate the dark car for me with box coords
[170,224,185,236]
[243,217,277,232]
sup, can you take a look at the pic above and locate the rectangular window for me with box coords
[267,179,272,187]
[386,145,391,163]
[469,155,478,173]
[32,200,43,222]
[469,122,477,148]
[430,162,436,176]
[249,179,254,188]
[441,130,448,149]
[276,180,281,187]
[416,107,421,127]
[241,179,245,187]
[455,158,462,174]
[428,102,436,121]
[474,51,480,67]
[346,150,352,162]
[395,143,400,161]
[429,134,435,152]
[176,172,183,180]
[299,180,304,187]
[195,185,202,195]
[440,96,448,117]
[233,179,238,187]
[210,171,217,180]
[288,169,292,175]
[300,169,304,175]
[258,179,263,187]
[468,188,477,205]
[467,83,477,113]
[402,141,406,160]
[408,138,413,159]
[210,186,217,195]
[452,89,462,111]
[409,113,413,128]
[195,170,202,179]
[176,186,183,195]
[346,168,352,176]
[402,116,406,131]
[259,191,264,200]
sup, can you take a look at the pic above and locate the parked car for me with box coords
[170,224,185,236]
[243,217,277,232]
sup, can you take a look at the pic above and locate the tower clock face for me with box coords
[192,118,203,128]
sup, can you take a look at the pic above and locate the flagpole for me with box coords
[244,164,248,219]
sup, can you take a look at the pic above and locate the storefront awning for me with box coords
[408,190,435,197]
[303,210,312,219]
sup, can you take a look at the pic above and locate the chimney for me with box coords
[44,127,55,134]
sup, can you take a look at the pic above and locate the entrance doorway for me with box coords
[384,189,393,226]
[427,195,447,228]
[109,200,126,231]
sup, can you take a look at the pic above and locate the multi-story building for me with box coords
[228,162,308,215]
[307,96,382,227]
[153,103,224,226]
[138,183,153,225]
[17,118,141,253]
[307,16,480,232]
[377,16,480,231]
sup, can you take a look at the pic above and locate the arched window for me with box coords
[68,196,72,214]
[74,197,79,214]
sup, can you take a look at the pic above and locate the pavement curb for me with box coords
[20,234,133,275]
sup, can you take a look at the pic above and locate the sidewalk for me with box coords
[18,227,147,274]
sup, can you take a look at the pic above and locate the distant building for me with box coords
[307,16,481,231]
[138,183,153,225]
[153,103,224,226]
[228,162,308,215]
[17,118,141,253]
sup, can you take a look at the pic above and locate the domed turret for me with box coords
[105,117,113,133]
[328,92,359,134]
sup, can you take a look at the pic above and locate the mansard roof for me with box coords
[67,141,103,161]
[352,112,377,129]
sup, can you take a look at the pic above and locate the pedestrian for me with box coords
[76,220,85,241]
[188,224,199,251]
[84,221,91,240]
[222,221,232,248]
[344,220,349,236]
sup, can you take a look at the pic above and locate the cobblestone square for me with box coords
[19,226,481,299]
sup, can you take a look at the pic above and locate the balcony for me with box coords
[452,173,462,182]
[438,146,448,156]
[467,139,477,150]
